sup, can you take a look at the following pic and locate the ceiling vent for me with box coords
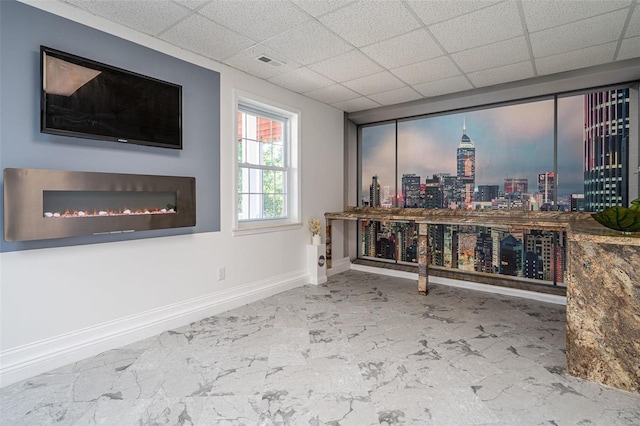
[256,55,283,67]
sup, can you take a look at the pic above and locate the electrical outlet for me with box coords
[218,267,226,281]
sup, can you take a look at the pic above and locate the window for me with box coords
[234,94,300,234]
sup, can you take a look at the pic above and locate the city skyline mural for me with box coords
[358,87,632,287]
[361,95,586,208]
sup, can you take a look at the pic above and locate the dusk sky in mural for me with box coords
[361,95,585,203]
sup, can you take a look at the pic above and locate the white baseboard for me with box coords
[0,270,307,388]
[351,263,418,281]
[309,276,328,285]
[327,257,351,277]
[349,264,566,305]
[430,276,566,305]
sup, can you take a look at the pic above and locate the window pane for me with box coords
[245,138,260,165]
[271,120,283,143]
[238,194,249,220]
[258,117,271,142]
[262,170,274,194]
[274,194,284,217]
[249,168,261,193]
[238,167,249,193]
[263,194,285,218]
[270,144,285,167]
[274,170,285,193]
[238,139,245,163]
[242,113,258,141]
[361,123,396,207]
[263,194,275,217]
[249,194,262,219]
[237,111,244,142]
[261,143,284,167]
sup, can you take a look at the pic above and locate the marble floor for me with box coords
[2,270,639,425]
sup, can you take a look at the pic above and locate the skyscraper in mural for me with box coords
[425,175,444,208]
[538,172,556,207]
[477,185,499,202]
[370,175,381,207]
[457,120,476,206]
[504,178,528,195]
[584,88,629,211]
[402,174,421,208]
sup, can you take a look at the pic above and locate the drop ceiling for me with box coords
[56,0,640,112]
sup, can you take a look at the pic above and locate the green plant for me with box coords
[591,198,640,233]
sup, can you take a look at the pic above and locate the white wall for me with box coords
[0,1,345,386]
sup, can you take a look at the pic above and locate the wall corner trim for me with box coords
[0,270,307,388]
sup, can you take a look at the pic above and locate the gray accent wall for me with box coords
[0,0,221,252]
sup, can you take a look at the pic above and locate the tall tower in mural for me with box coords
[537,172,556,206]
[370,175,381,207]
[584,89,629,211]
[401,174,421,208]
[457,120,476,206]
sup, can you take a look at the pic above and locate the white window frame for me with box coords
[233,91,301,236]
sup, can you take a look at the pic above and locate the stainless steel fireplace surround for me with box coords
[3,168,196,242]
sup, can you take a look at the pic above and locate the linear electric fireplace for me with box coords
[3,168,196,242]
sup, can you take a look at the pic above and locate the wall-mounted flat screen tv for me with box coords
[41,46,182,149]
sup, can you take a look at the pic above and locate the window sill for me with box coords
[232,221,302,237]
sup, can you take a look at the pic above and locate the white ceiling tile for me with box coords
[360,29,444,69]
[429,2,524,52]
[223,45,301,80]
[319,0,421,47]
[368,86,422,106]
[331,97,381,112]
[307,50,383,82]
[160,14,255,61]
[292,0,356,17]
[617,36,640,61]
[342,71,406,96]
[412,75,473,98]
[171,0,209,10]
[530,9,627,58]
[263,20,353,65]
[467,61,534,88]
[268,67,335,93]
[536,42,617,75]
[303,84,360,104]
[66,0,190,35]
[198,1,310,42]
[452,36,530,73]
[624,6,640,38]
[522,0,631,33]
[391,56,460,86]
[406,0,499,26]
[429,2,523,53]
[58,0,637,109]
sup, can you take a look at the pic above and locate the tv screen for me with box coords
[41,46,182,149]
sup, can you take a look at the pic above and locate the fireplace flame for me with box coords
[44,207,176,218]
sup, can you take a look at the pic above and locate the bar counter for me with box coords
[325,207,639,394]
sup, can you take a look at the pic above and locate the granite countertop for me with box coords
[568,225,640,245]
[326,207,640,244]
[326,207,590,231]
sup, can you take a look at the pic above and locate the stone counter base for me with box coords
[566,239,640,394]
